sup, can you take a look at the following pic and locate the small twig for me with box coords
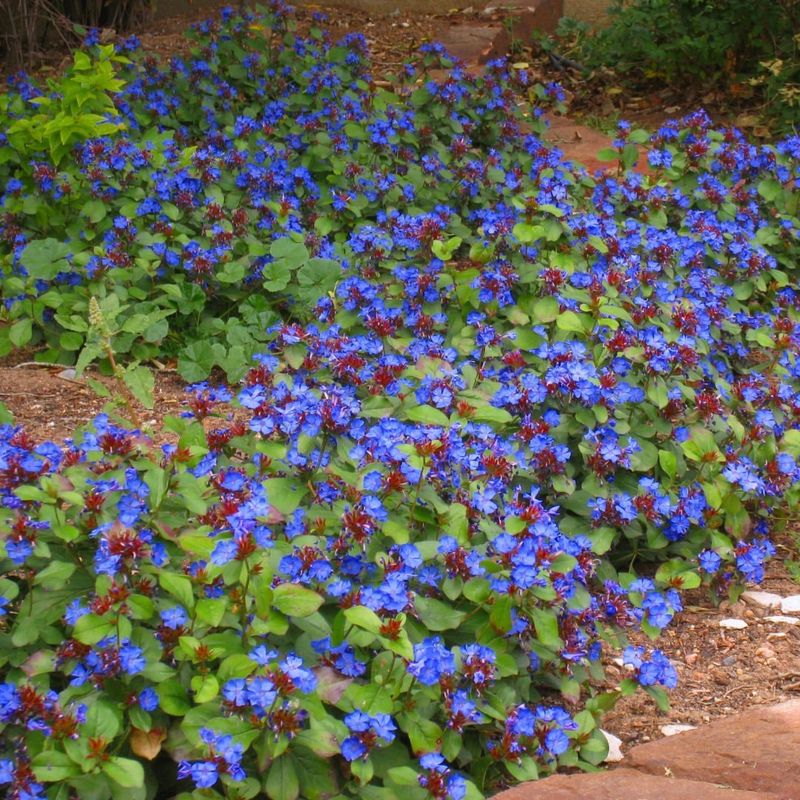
[717,682,758,700]
[11,361,67,369]
[548,51,584,72]
[0,390,60,398]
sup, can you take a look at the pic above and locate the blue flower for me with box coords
[119,643,146,675]
[408,637,455,685]
[139,687,159,711]
[341,711,396,760]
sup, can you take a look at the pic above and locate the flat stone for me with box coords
[742,591,784,610]
[438,24,500,65]
[485,0,564,61]
[719,618,748,630]
[542,115,615,173]
[660,723,697,737]
[766,615,800,626]
[780,595,800,614]
[600,729,623,762]
[625,699,800,798]
[491,768,786,800]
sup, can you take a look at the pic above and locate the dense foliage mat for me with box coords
[0,3,800,799]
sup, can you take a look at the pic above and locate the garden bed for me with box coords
[0,3,799,800]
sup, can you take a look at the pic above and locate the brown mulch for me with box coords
[518,34,769,136]
[0,363,188,440]
[132,2,481,77]
[603,536,800,748]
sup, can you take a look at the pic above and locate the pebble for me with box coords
[765,614,800,626]
[660,724,697,737]
[601,730,624,762]
[755,644,777,660]
[741,590,783,609]
[721,655,737,666]
[719,618,748,630]
[780,595,800,614]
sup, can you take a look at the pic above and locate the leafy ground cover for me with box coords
[0,3,800,799]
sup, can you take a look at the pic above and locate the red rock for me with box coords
[484,0,564,63]
[626,700,800,799]
[438,24,501,66]
[542,115,615,174]
[492,768,788,800]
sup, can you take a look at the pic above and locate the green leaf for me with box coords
[263,477,306,514]
[757,178,782,202]
[9,318,32,347]
[556,310,588,333]
[504,755,539,781]
[431,236,461,260]
[532,295,559,323]
[490,594,512,633]
[34,560,76,587]
[621,142,639,169]
[218,259,246,283]
[531,607,562,650]
[159,572,195,609]
[196,597,227,627]
[20,238,72,280]
[178,340,217,382]
[344,605,384,634]
[32,752,81,782]
[596,146,618,162]
[102,757,145,789]
[272,584,324,617]
[405,405,449,426]
[81,199,107,223]
[157,679,191,715]
[386,767,421,787]
[658,449,677,480]
[73,613,115,645]
[265,755,300,800]
[296,257,341,302]
[218,653,258,683]
[123,365,154,409]
[263,259,292,291]
[191,673,220,703]
[398,713,443,754]
[83,699,122,740]
[578,729,609,766]
[588,526,617,554]
[345,683,396,715]
[512,222,544,243]
[270,238,309,269]
[415,596,466,631]
[630,440,658,472]
[75,343,102,375]
[470,405,513,425]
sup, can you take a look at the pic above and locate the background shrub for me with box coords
[576,0,799,131]
[0,0,151,68]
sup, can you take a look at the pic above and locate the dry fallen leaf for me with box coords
[129,727,167,760]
